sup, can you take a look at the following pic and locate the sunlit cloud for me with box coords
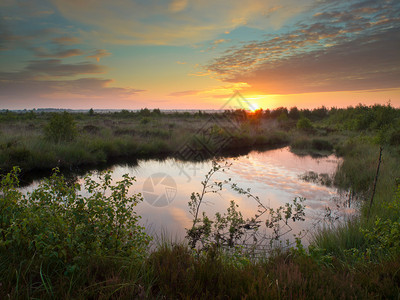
[168,90,200,97]
[205,0,400,94]
[168,0,188,13]
[50,0,309,45]
[169,82,250,99]
[87,49,111,62]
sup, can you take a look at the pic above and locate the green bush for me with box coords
[291,137,312,150]
[311,139,333,151]
[296,117,313,131]
[0,167,151,269]
[44,112,77,143]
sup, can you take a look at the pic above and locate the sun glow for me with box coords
[249,103,260,111]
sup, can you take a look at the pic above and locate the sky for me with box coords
[0,0,399,110]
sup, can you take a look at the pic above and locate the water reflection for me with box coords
[21,147,356,245]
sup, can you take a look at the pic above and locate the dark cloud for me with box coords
[0,77,145,102]
[24,59,104,77]
[34,48,84,58]
[52,36,81,45]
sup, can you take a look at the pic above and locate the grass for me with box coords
[1,105,400,298]
[147,244,400,299]
[0,111,293,177]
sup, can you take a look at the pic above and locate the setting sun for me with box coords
[249,103,260,112]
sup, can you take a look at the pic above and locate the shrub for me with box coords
[389,129,400,146]
[0,167,151,270]
[140,117,151,124]
[44,112,77,143]
[83,124,101,134]
[311,139,333,151]
[291,137,312,150]
[296,117,313,131]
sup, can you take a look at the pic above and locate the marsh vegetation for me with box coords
[1,104,400,298]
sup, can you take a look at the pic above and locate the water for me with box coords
[21,147,356,246]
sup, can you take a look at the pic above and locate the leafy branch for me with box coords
[186,160,306,253]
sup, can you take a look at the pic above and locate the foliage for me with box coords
[0,167,151,269]
[44,111,77,143]
[311,138,333,151]
[296,117,313,131]
[345,183,400,262]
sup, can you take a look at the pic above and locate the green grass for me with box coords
[0,111,295,175]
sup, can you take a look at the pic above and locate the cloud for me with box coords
[169,82,250,98]
[227,29,400,94]
[205,0,400,94]
[168,0,188,13]
[87,49,111,62]
[34,48,84,58]
[212,39,229,45]
[52,36,81,45]
[49,0,310,45]
[24,59,105,77]
[0,76,145,107]
[168,90,200,97]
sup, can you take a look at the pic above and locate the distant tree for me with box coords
[277,112,289,122]
[44,112,77,143]
[263,109,271,119]
[270,107,288,119]
[152,108,161,116]
[311,106,328,121]
[88,108,94,116]
[139,108,151,117]
[289,107,300,120]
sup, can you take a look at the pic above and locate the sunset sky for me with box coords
[1,0,399,110]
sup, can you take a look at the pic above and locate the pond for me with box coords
[21,147,357,247]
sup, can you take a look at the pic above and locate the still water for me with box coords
[22,147,356,245]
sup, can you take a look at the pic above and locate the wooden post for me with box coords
[368,147,383,219]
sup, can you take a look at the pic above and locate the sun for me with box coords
[249,103,260,112]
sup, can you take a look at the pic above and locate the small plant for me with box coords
[186,160,306,253]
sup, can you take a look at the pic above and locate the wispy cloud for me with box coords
[0,75,145,108]
[24,59,105,77]
[34,47,84,58]
[52,36,81,45]
[50,0,309,45]
[87,49,111,62]
[168,90,200,97]
[168,0,188,13]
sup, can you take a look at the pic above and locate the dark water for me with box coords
[21,147,356,245]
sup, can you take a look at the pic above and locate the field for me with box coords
[1,104,400,298]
